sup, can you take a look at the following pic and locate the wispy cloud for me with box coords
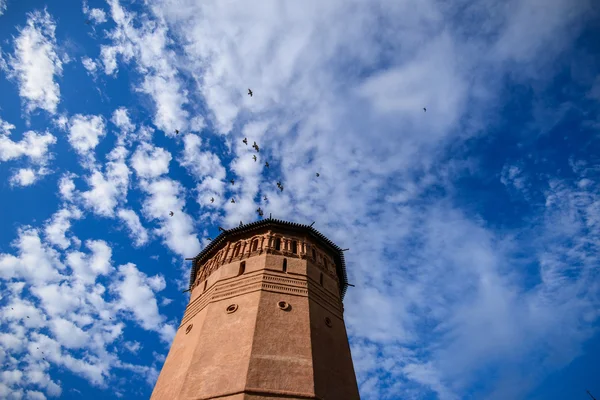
[99,0,189,135]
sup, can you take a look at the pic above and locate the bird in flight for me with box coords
[264,195,268,201]
[277,181,284,192]
[248,89,253,97]
[169,211,174,217]
[423,107,427,112]
[316,173,320,177]
[256,207,264,217]
[253,155,257,162]
[265,161,269,168]
[243,137,248,145]
[175,129,179,134]
[230,179,235,185]
[207,237,212,241]
[252,141,260,152]
[210,197,214,203]
[231,198,236,203]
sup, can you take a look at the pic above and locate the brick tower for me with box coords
[151,218,360,400]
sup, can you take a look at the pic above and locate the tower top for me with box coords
[189,218,350,298]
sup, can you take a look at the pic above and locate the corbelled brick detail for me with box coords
[151,223,360,400]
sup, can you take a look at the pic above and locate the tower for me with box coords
[151,219,360,400]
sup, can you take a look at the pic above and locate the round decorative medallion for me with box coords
[325,317,332,327]
[226,304,238,314]
[185,324,193,334]
[277,301,290,311]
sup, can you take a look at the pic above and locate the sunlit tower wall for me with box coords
[151,218,360,400]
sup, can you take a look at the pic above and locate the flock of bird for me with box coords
[168,88,322,226]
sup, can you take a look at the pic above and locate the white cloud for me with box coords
[111,108,135,132]
[49,318,88,350]
[139,178,201,257]
[140,75,188,135]
[7,10,62,114]
[66,240,113,284]
[26,391,47,400]
[80,145,130,217]
[65,114,106,167]
[189,116,205,132]
[44,207,83,250]
[123,341,142,354]
[0,227,64,284]
[58,173,77,202]
[83,1,107,24]
[0,129,56,163]
[130,142,171,179]
[179,134,223,180]
[117,209,149,247]
[0,222,170,398]
[112,263,174,342]
[81,56,98,75]
[0,0,6,16]
[9,168,39,187]
[178,133,226,207]
[0,119,57,186]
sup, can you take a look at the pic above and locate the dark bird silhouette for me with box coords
[423,107,427,112]
[252,141,259,152]
[240,221,243,227]
[231,198,236,203]
[587,390,597,400]
[264,195,268,201]
[169,211,174,217]
[253,155,257,162]
[316,173,320,177]
[277,182,284,192]
[257,207,264,217]
[230,179,235,185]
[248,89,253,97]
[175,129,179,134]
[210,197,214,203]
[265,161,269,168]
[26,316,29,319]
[243,137,248,145]
[85,20,91,25]
[207,237,212,241]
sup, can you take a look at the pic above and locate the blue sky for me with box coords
[0,0,599,399]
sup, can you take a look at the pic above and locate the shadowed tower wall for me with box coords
[151,221,360,400]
